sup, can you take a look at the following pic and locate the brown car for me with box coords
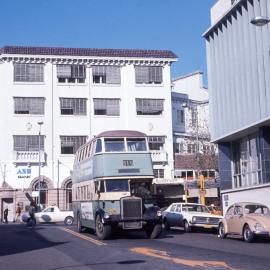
[218,202,270,242]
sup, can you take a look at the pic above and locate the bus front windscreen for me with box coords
[106,179,129,192]
[127,138,147,151]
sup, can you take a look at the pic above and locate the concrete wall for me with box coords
[206,0,270,142]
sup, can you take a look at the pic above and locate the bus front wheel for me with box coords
[95,215,111,240]
[145,223,162,239]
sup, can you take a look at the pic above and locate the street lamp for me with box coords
[250,16,270,27]
[37,121,44,207]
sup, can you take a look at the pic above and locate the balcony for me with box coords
[150,150,168,163]
[14,151,46,165]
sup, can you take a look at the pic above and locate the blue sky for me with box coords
[1,0,216,83]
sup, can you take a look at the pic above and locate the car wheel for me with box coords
[184,220,191,233]
[77,214,83,233]
[64,216,74,226]
[163,219,171,230]
[218,223,227,239]
[243,224,254,243]
[95,215,111,240]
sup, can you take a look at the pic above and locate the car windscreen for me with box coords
[106,179,129,192]
[182,204,210,213]
[244,204,269,215]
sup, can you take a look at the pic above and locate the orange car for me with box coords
[218,202,270,242]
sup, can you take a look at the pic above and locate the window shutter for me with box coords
[149,66,162,83]
[72,65,86,78]
[136,98,163,114]
[106,99,120,116]
[30,98,44,114]
[135,66,149,83]
[92,66,106,76]
[106,66,120,84]
[57,65,72,78]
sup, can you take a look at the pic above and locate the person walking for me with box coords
[14,204,22,223]
[28,202,36,228]
[3,208,8,223]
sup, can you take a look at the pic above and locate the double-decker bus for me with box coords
[72,130,162,240]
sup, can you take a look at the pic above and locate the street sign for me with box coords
[32,191,39,197]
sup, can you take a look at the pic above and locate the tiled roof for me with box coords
[0,46,178,59]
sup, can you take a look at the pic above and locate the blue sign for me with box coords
[17,168,32,179]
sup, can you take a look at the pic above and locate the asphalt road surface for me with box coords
[1,223,270,270]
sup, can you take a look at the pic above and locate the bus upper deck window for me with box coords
[104,138,125,152]
[127,138,147,151]
[95,139,102,153]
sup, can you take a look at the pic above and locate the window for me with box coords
[95,139,102,153]
[127,138,147,151]
[148,136,165,151]
[106,179,129,192]
[187,143,195,154]
[191,108,198,126]
[14,97,45,115]
[154,169,164,178]
[60,136,87,154]
[92,66,120,84]
[234,206,243,216]
[175,142,184,154]
[57,65,86,83]
[13,135,44,151]
[60,98,87,115]
[232,133,262,188]
[136,99,164,115]
[14,63,44,82]
[93,98,120,116]
[226,206,234,217]
[177,110,185,124]
[135,66,163,84]
[104,138,125,152]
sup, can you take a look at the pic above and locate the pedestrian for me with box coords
[28,202,36,228]
[3,207,8,223]
[14,204,22,222]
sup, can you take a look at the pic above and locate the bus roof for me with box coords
[96,130,147,138]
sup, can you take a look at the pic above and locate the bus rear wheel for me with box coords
[95,215,111,240]
[77,214,83,233]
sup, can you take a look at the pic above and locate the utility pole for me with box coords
[37,121,44,207]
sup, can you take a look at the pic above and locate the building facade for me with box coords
[172,71,219,205]
[0,46,177,221]
[204,0,270,211]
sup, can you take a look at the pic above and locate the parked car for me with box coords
[218,202,270,242]
[23,205,74,225]
[162,203,223,232]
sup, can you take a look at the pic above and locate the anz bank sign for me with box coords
[17,168,32,179]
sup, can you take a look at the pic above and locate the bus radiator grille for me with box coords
[121,197,142,220]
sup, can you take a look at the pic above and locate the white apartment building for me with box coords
[171,71,219,205]
[0,46,177,221]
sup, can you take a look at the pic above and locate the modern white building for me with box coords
[172,71,219,205]
[0,45,177,221]
[204,0,270,212]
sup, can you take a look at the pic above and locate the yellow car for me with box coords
[218,202,270,242]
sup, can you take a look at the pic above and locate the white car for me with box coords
[162,203,223,232]
[34,205,74,225]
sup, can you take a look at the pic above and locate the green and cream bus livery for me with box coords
[72,130,162,240]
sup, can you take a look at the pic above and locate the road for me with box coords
[0,223,270,270]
